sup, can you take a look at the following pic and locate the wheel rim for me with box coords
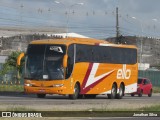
[74,84,79,97]
[119,87,122,96]
[112,85,116,97]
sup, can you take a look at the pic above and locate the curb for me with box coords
[0,91,25,96]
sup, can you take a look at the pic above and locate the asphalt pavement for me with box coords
[0,93,160,119]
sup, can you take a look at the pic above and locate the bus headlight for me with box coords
[25,83,32,87]
[53,84,64,87]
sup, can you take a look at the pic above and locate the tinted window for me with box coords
[25,44,66,80]
[27,44,45,55]
[144,79,150,84]
[66,44,74,79]
[68,44,74,64]
[138,79,143,84]
[76,44,92,62]
[76,44,137,64]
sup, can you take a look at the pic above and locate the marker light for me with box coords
[53,84,64,87]
[25,83,32,87]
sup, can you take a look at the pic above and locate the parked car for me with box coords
[131,78,152,97]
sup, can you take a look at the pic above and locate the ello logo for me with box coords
[117,64,131,79]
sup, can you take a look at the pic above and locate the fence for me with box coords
[0,71,23,85]
[139,70,160,86]
[0,70,160,86]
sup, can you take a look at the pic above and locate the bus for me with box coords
[17,37,138,99]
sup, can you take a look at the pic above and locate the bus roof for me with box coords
[31,37,108,45]
[30,37,137,49]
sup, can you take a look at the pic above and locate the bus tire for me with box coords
[78,94,83,99]
[116,84,124,99]
[108,84,117,99]
[69,83,80,100]
[37,94,46,98]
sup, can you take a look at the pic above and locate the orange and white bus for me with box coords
[17,37,138,99]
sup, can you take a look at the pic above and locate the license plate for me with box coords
[39,90,45,92]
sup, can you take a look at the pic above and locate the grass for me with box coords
[87,107,137,112]
[0,85,24,92]
[153,86,160,93]
[140,104,160,111]
[86,104,160,112]
[6,106,35,111]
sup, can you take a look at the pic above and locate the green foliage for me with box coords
[0,62,12,75]
[0,51,24,75]
[0,85,24,92]
[153,87,160,93]
[140,104,160,111]
[7,51,21,67]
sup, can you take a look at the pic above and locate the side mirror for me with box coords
[17,52,25,66]
[63,55,68,68]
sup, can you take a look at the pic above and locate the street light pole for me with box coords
[152,19,158,37]
[54,1,84,38]
[132,17,143,68]
[152,18,158,65]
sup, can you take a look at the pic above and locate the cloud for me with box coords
[118,0,160,14]
[0,0,160,38]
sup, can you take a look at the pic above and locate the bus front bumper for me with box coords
[24,86,69,95]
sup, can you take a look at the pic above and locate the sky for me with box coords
[0,0,160,39]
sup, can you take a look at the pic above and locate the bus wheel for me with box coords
[116,84,124,99]
[69,83,80,100]
[37,94,46,98]
[107,84,117,99]
[78,94,83,99]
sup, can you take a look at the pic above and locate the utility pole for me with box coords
[20,4,24,51]
[116,7,120,43]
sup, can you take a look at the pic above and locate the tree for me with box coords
[0,51,24,78]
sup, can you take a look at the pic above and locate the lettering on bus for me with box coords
[117,64,131,79]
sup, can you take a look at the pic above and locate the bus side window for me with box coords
[66,44,74,79]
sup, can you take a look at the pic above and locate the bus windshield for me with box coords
[24,44,66,80]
